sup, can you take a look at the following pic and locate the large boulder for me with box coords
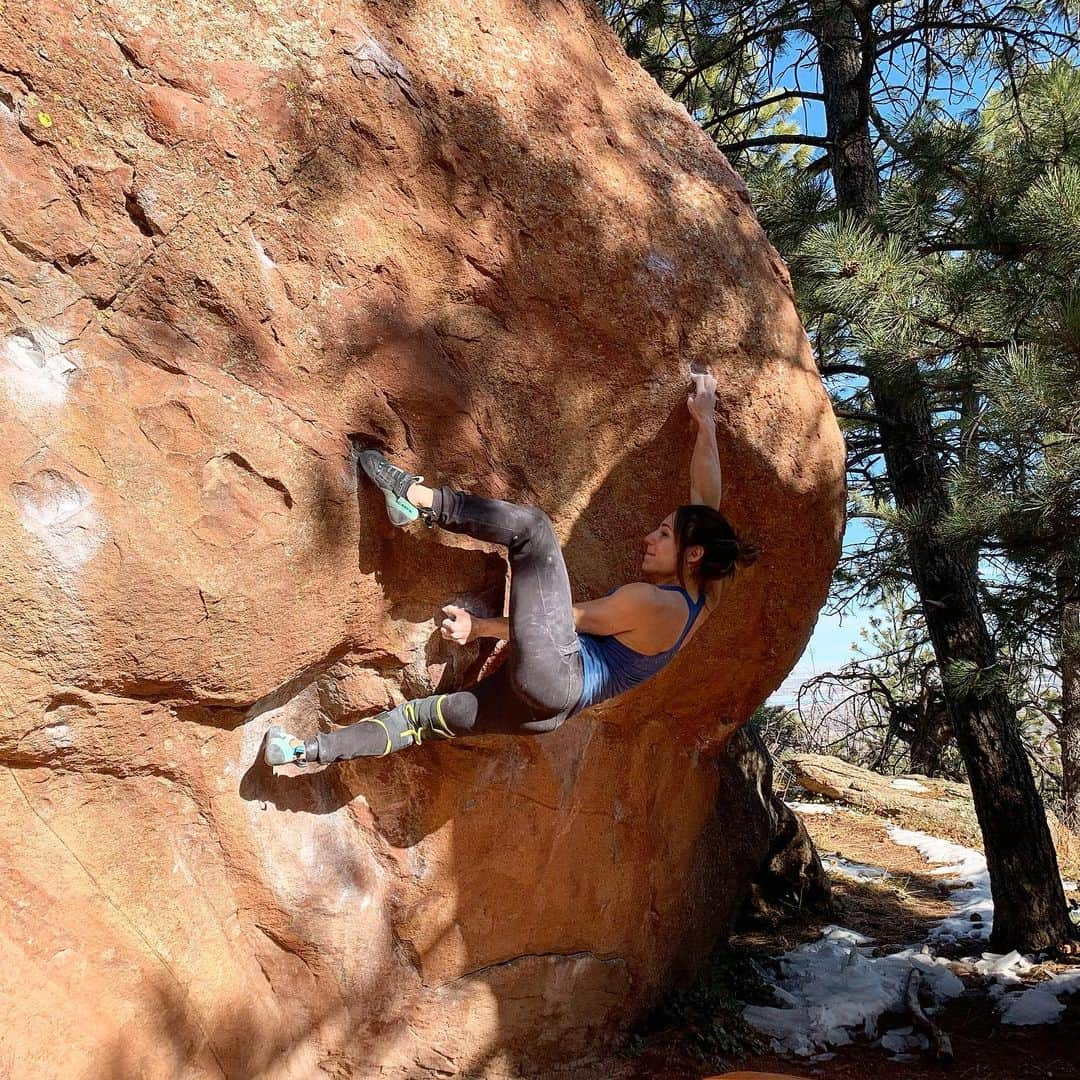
[0,0,845,1076]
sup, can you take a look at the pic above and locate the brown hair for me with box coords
[673,504,758,590]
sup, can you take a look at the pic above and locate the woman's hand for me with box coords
[440,605,475,645]
[687,370,717,427]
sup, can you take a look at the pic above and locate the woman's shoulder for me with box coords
[616,581,694,615]
[611,581,669,605]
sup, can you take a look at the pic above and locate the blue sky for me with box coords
[765,520,880,707]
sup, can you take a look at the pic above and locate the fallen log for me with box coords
[785,753,977,835]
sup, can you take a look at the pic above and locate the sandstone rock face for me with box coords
[0,1,845,1076]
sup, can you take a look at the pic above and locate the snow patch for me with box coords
[973,950,1033,981]
[822,854,888,881]
[890,778,928,792]
[999,969,1080,1025]
[879,1025,928,1055]
[742,925,964,1057]
[2,329,78,409]
[750,819,1080,1053]
[967,951,1080,1026]
[786,801,835,815]
[887,826,993,942]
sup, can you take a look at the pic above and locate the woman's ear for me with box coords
[685,543,705,569]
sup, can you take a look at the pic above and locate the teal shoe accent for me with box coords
[383,488,419,527]
[357,449,424,528]
[264,725,307,766]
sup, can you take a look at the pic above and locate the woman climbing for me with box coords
[264,371,756,766]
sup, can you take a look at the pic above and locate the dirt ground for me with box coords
[615,805,1080,1080]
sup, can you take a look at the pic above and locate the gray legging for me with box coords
[314,488,585,760]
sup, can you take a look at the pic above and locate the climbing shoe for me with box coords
[357,449,427,527]
[263,725,308,766]
[366,695,456,755]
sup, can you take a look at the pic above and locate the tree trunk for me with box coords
[908,722,945,778]
[898,686,953,777]
[1058,562,1080,828]
[810,0,1073,950]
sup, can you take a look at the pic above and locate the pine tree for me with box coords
[937,64,1080,823]
[602,2,1080,950]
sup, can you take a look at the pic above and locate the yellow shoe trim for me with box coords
[432,695,455,739]
[371,717,392,758]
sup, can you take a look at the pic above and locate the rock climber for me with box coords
[264,371,756,766]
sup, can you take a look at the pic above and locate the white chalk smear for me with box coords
[643,250,677,278]
[2,329,78,409]
[45,723,74,749]
[239,687,374,919]
[11,470,106,569]
[249,229,277,270]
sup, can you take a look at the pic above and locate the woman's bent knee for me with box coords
[513,504,553,544]
[523,713,565,735]
[510,668,572,717]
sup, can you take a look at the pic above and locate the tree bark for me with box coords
[1058,562,1080,828]
[893,687,953,777]
[810,0,1073,950]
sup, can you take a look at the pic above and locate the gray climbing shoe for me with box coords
[365,695,456,756]
[263,724,307,766]
[357,449,423,527]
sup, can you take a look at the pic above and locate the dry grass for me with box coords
[1050,817,1080,886]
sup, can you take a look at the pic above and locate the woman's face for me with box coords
[642,513,679,579]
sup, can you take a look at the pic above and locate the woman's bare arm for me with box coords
[440,606,508,644]
[473,616,510,640]
[687,372,722,509]
[443,589,659,644]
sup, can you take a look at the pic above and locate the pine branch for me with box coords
[874,22,1080,60]
[718,133,831,152]
[668,20,815,98]
[702,89,825,128]
[836,407,892,425]
[820,362,869,375]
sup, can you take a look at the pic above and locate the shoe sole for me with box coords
[383,489,419,525]
[264,725,303,766]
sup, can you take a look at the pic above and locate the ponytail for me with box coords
[673,504,758,590]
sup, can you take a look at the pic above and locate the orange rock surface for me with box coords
[0,0,845,1076]
[710,1073,814,1079]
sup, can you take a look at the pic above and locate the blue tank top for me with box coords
[571,585,707,714]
